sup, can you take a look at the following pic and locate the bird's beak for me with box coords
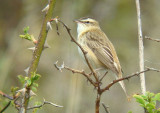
[73,19,80,23]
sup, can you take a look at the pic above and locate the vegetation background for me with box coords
[0,0,160,113]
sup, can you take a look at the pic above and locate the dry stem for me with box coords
[27,99,63,110]
[135,0,146,95]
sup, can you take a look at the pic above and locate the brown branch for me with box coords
[102,103,110,113]
[0,90,13,100]
[27,99,63,110]
[101,67,160,93]
[64,66,98,87]
[145,36,160,42]
[100,71,108,82]
[0,90,22,111]
[95,94,101,113]
[54,61,97,87]
[14,96,21,110]
[0,101,11,113]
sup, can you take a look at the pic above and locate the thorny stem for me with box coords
[19,0,56,113]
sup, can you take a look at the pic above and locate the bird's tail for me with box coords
[116,73,129,100]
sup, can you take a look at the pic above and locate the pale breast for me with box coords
[77,35,105,69]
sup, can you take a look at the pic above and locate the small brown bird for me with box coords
[75,17,127,96]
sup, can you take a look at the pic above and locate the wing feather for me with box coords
[84,29,119,74]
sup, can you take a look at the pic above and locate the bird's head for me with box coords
[74,17,100,34]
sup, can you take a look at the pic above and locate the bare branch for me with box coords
[145,36,160,42]
[0,101,11,113]
[101,67,160,93]
[27,99,63,110]
[102,102,110,113]
[54,61,97,87]
[0,90,14,100]
[100,71,108,82]
[145,66,160,72]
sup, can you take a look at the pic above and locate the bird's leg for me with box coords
[100,71,108,82]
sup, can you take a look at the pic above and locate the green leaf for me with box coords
[19,27,34,41]
[27,79,32,86]
[133,94,146,107]
[149,93,155,97]
[23,26,29,34]
[146,92,154,98]
[25,77,29,80]
[128,111,132,113]
[11,86,19,95]
[17,75,25,84]
[33,73,41,81]
[31,73,41,84]
[154,93,160,101]
[141,95,148,100]
[146,103,155,109]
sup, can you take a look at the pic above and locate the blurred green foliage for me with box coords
[133,92,160,113]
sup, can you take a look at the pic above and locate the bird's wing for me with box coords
[85,30,119,74]
[84,29,127,96]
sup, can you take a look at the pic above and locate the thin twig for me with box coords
[27,99,63,110]
[145,66,160,72]
[145,36,160,42]
[100,71,108,82]
[135,0,146,95]
[102,102,110,113]
[0,90,22,111]
[54,61,97,87]
[101,67,160,93]
[14,96,21,110]
[0,90,13,100]
[0,101,11,113]
[65,66,98,87]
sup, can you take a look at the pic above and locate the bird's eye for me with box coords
[86,21,90,23]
